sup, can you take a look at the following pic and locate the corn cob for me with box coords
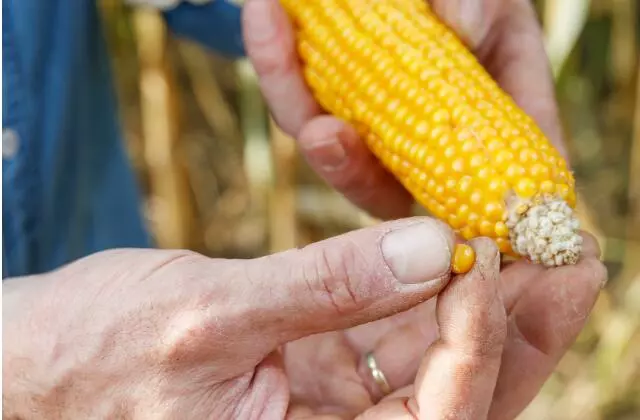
[279,0,582,267]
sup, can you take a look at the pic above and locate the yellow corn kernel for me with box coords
[280,0,582,267]
[451,244,476,274]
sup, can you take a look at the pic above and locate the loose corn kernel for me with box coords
[280,0,582,267]
[452,244,476,274]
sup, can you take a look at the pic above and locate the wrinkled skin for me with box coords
[3,231,606,420]
[242,0,601,418]
[3,1,607,419]
[284,235,605,419]
[5,218,459,419]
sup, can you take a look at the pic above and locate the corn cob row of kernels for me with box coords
[279,0,583,267]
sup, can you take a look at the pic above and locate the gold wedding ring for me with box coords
[365,351,392,396]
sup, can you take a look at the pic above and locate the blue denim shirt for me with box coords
[2,0,246,278]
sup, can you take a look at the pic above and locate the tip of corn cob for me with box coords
[506,194,582,267]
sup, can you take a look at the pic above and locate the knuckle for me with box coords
[245,22,297,81]
[303,243,368,316]
[159,308,207,363]
[452,352,497,385]
[253,49,294,79]
[336,163,386,203]
[458,289,507,360]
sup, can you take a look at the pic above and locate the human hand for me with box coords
[284,232,606,419]
[242,0,565,220]
[4,217,459,419]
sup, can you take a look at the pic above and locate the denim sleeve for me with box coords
[163,1,246,58]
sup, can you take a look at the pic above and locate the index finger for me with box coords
[413,238,507,419]
[242,0,321,137]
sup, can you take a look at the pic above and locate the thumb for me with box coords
[241,217,456,345]
[430,0,495,50]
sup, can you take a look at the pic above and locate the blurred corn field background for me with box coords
[98,0,639,418]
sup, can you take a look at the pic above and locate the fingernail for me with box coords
[436,0,485,48]
[457,0,485,47]
[304,136,347,171]
[382,221,452,284]
[244,0,277,44]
